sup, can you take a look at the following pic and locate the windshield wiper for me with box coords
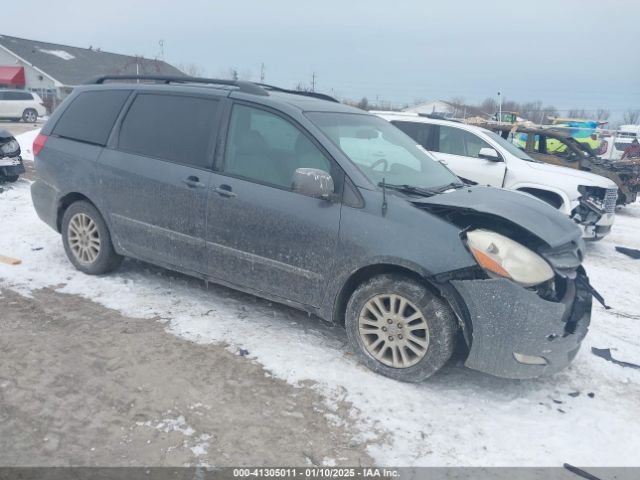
[433,181,466,192]
[378,182,441,197]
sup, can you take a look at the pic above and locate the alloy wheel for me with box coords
[68,213,101,264]
[358,293,430,368]
[24,110,37,122]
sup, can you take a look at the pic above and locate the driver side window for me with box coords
[223,104,331,189]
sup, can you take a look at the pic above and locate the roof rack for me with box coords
[84,75,340,103]
[84,75,269,96]
[256,83,339,103]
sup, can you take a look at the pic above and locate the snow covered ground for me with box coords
[1,130,639,466]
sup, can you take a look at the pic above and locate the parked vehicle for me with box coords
[378,112,619,240]
[494,124,639,206]
[32,75,595,382]
[0,128,24,182]
[599,125,640,161]
[0,89,46,122]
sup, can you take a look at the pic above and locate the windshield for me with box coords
[306,112,460,190]
[483,130,538,162]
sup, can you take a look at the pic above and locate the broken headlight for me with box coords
[466,229,554,287]
[0,139,20,156]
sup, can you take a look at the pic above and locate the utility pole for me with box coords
[260,63,266,82]
[497,91,502,121]
[311,72,316,92]
[158,39,164,60]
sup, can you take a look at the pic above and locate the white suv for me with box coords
[376,112,618,240]
[0,90,46,122]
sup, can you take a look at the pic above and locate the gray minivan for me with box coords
[31,76,593,382]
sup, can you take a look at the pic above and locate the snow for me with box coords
[16,129,40,162]
[1,180,639,466]
[37,48,75,61]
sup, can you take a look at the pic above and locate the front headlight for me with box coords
[466,229,554,287]
[1,139,20,156]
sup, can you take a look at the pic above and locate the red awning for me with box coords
[0,66,26,86]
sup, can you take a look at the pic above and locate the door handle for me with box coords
[211,184,237,198]
[182,175,205,188]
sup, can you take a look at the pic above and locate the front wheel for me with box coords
[345,274,457,382]
[61,201,123,274]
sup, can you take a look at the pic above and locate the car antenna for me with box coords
[381,178,388,215]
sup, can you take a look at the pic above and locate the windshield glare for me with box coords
[306,112,460,190]
[483,129,537,162]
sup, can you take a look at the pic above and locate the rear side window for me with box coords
[2,91,33,100]
[53,90,131,146]
[392,121,434,149]
[118,94,219,168]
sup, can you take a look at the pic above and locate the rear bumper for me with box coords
[452,272,592,379]
[31,179,60,232]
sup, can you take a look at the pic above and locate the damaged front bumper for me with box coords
[0,155,25,177]
[451,271,592,379]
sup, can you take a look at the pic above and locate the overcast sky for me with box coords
[4,0,640,117]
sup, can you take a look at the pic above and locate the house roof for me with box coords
[0,34,184,86]
[405,99,488,118]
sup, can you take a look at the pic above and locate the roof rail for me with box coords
[256,83,339,103]
[84,75,269,96]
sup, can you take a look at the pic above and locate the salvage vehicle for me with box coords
[31,75,595,382]
[598,124,640,161]
[0,128,24,182]
[495,124,640,206]
[378,112,619,240]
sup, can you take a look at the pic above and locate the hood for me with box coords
[525,161,616,189]
[412,186,582,248]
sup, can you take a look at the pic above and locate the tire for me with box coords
[61,201,123,275]
[345,274,457,382]
[0,175,19,183]
[22,108,38,123]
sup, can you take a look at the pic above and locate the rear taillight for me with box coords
[33,133,49,157]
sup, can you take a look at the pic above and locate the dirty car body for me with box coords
[31,77,593,381]
[0,128,25,182]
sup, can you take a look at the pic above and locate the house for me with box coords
[404,100,488,119]
[0,34,184,112]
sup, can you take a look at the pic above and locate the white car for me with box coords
[375,112,618,240]
[0,90,46,123]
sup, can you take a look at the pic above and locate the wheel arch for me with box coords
[331,263,439,326]
[56,192,99,232]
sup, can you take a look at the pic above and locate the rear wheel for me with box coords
[345,274,457,382]
[0,175,19,183]
[22,109,37,123]
[61,201,123,274]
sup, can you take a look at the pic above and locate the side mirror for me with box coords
[292,168,334,199]
[478,147,502,162]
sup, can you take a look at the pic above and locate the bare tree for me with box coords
[449,96,466,117]
[293,81,312,92]
[480,97,498,115]
[622,109,640,124]
[177,63,206,77]
[596,108,610,121]
[567,109,589,119]
[357,97,369,110]
[520,100,543,122]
